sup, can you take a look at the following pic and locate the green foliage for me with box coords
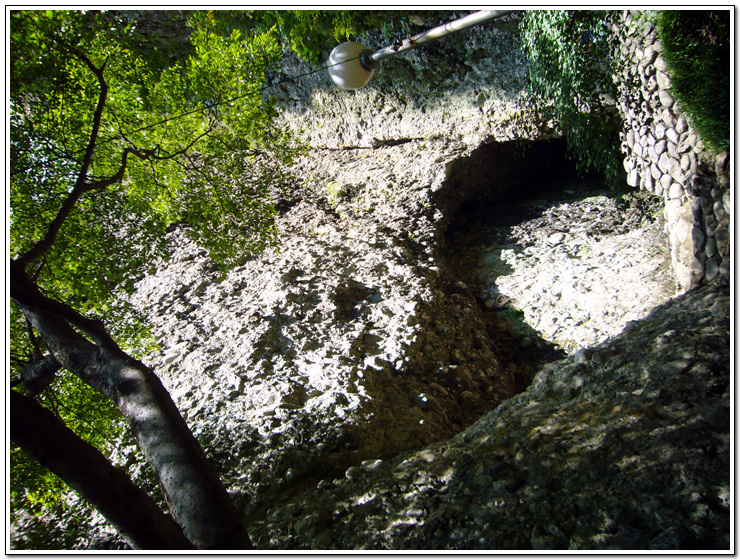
[210,10,451,64]
[10,9,303,329]
[103,10,196,77]
[520,10,624,188]
[655,10,730,153]
[10,9,305,545]
[326,181,359,210]
[253,10,358,65]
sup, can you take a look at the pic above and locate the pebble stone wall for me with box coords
[615,10,731,291]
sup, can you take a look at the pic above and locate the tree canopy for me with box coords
[9,9,304,548]
[10,9,301,315]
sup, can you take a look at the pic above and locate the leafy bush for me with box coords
[655,10,730,153]
[520,10,624,189]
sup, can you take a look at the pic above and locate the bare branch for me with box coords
[142,125,214,162]
[211,134,266,158]
[15,181,90,269]
[74,52,109,193]
[16,142,135,270]
[84,147,134,191]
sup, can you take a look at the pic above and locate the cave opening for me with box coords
[440,137,604,237]
[440,136,674,377]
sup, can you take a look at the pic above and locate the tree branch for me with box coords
[10,260,121,354]
[211,134,266,158]
[12,354,62,397]
[73,53,108,192]
[14,43,217,271]
[12,277,254,549]
[11,390,196,550]
[14,53,109,270]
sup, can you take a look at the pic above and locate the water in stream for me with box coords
[446,181,676,354]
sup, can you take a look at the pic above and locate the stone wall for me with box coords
[615,10,731,291]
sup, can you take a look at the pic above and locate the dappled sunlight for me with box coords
[248,280,729,549]
[9,6,729,550]
[446,183,674,354]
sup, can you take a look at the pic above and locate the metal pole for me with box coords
[360,10,516,70]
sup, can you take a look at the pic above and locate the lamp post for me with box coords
[328,10,515,90]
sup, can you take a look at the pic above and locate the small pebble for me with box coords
[361,459,383,472]
[345,466,362,479]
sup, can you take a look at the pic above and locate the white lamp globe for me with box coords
[328,41,375,90]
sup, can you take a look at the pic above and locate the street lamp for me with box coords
[328,10,515,90]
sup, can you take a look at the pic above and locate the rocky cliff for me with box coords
[45,11,732,550]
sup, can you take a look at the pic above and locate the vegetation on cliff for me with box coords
[520,10,624,188]
[520,9,731,185]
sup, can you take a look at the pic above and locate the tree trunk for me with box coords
[10,390,195,550]
[11,266,253,550]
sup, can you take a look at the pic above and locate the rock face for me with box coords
[130,139,576,525]
[269,11,535,151]
[27,11,729,550]
[446,185,676,353]
[129,12,568,528]
[251,281,730,550]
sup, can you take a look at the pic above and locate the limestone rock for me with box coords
[250,282,730,550]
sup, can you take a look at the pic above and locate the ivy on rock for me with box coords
[520,10,624,189]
